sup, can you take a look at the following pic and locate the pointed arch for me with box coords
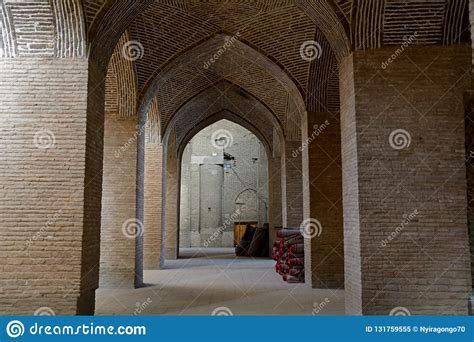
[138,34,306,142]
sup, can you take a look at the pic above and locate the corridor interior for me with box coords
[1,0,472,317]
[95,248,344,316]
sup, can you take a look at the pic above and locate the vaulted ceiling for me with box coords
[86,0,470,145]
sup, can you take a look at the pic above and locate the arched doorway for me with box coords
[178,119,269,253]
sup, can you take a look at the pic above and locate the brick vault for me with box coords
[0,0,473,316]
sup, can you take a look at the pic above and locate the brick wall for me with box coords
[163,137,179,260]
[281,142,304,227]
[465,97,474,298]
[269,157,282,243]
[339,54,363,314]
[0,58,90,314]
[340,45,472,315]
[144,142,163,269]
[305,111,344,289]
[470,1,474,87]
[80,59,106,315]
[179,121,270,247]
[99,115,140,288]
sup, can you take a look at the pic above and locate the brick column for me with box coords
[465,93,474,314]
[304,112,344,289]
[99,115,141,288]
[144,142,163,269]
[470,1,474,87]
[268,157,282,248]
[340,45,472,315]
[163,142,179,260]
[0,59,97,315]
[281,141,304,227]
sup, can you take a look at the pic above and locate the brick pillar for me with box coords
[99,115,141,288]
[467,1,474,312]
[163,142,179,260]
[340,45,472,315]
[0,59,97,315]
[466,94,474,313]
[281,141,304,227]
[268,157,282,249]
[470,1,474,87]
[144,142,163,269]
[303,112,344,289]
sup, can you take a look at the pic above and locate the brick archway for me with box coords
[161,106,279,261]
[0,0,472,316]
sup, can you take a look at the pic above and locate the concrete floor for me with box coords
[96,248,345,316]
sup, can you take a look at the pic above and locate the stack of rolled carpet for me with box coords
[272,227,304,283]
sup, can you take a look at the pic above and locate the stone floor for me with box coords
[96,248,345,316]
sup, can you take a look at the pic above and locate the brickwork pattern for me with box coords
[0,58,90,314]
[100,115,140,288]
[144,143,163,269]
[0,0,85,58]
[269,157,283,249]
[341,45,472,315]
[163,131,179,260]
[180,121,269,248]
[281,142,304,227]
[171,82,276,150]
[146,35,305,141]
[306,111,344,289]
